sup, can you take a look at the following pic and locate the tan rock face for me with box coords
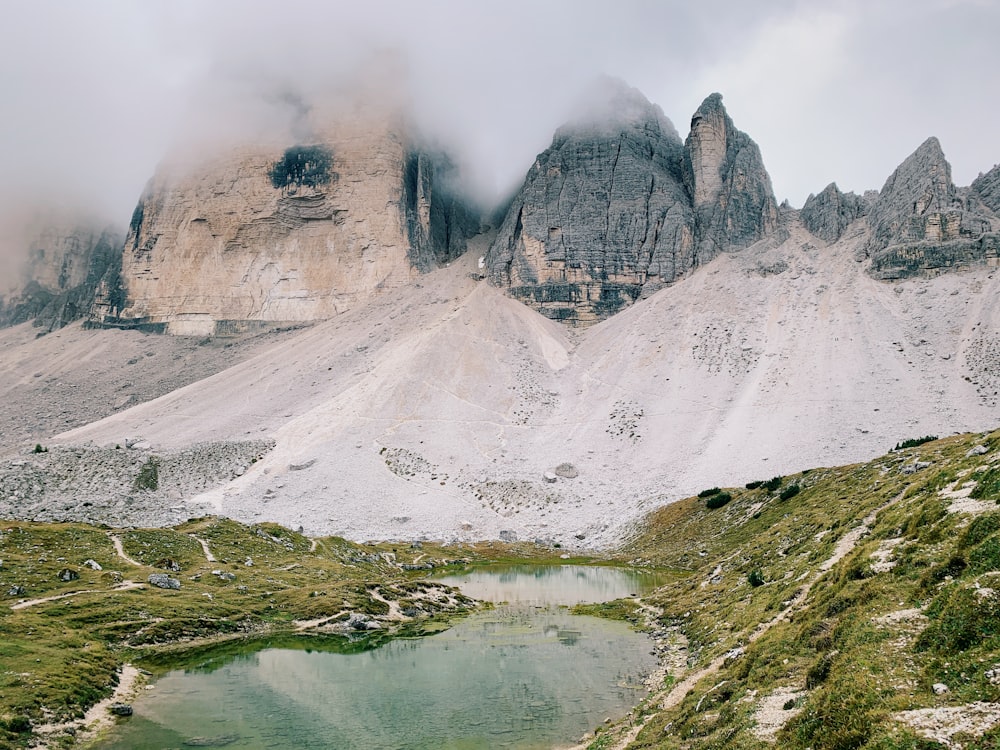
[92,118,475,335]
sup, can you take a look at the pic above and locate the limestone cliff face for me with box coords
[485,87,777,324]
[91,118,477,335]
[863,138,999,279]
[0,219,122,332]
[682,93,779,260]
[800,183,868,243]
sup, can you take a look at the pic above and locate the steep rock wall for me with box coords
[485,87,777,325]
[90,118,477,335]
[863,138,999,279]
[0,220,123,332]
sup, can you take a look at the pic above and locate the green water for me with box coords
[100,566,661,750]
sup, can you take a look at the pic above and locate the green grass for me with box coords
[617,428,1000,749]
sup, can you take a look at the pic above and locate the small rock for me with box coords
[148,573,181,590]
[968,445,989,457]
[110,703,133,717]
[58,568,79,582]
[499,530,518,543]
[244,557,253,567]
[7,585,26,597]
[932,682,949,695]
[156,558,181,572]
[543,471,558,483]
[83,559,103,571]
[554,463,579,479]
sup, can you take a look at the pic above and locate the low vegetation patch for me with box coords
[894,435,938,450]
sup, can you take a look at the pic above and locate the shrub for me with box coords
[779,484,801,501]
[269,145,333,191]
[706,492,732,509]
[894,435,938,450]
[764,476,783,492]
[746,480,763,489]
[748,569,765,587]
[3,716,31,733]
[805,652,835,688]
[32,443,47,453]
[698,487,721,498]
[133,457,160,491]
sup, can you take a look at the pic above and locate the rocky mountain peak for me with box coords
[800,183,868,243]
[863,137,998,278]
[554,76,681,143]
[682,93,779,261]
[484,88,780,325]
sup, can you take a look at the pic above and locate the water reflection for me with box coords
[100,566,661,750]
[435,563,669,605]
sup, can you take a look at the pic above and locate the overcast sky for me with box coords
[0,0,997,231]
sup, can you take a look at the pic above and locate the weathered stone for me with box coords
[110,703,133,717]
[485,79,694,325]
[58,568,79,582]
[147,573,181,590]
[498,530,518,542]
[863,138,998,278]
[486,85,779,324]
[554,463,579,478]
[83,559,102,571]
[0,218,123,333]
[543,471,558,483]
[7,585,25,597]
[682,93,779,261]
[971,164,1000,215]
[89,113,478,336]
[801,183,868,242]
[155,558,181,572]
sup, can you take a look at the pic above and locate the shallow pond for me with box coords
[99,566,662,750]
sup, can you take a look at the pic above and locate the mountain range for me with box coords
[0,79,997,546]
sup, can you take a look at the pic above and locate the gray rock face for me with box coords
[0,223,123,333]
[863,138,999,279]
[485,86,778,324]
[801,183,868,242]
[682,93,779,261]
[486,80,692,324]
[971,164,1000,215]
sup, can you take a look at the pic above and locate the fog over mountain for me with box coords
[0,0,997,253]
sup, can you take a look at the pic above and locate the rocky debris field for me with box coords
[0,440,273,528]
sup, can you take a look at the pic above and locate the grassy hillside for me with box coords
[586,428,1000,750]
[0,517,489,749]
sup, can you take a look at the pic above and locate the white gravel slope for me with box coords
[27,224,1000,546]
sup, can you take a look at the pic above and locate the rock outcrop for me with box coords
[971,164,1000,215]
[0,220,123,332]
[484,87,777,324]
[90,117,478,335]
[863,138,999,279]
[800,183,868,243]
[682,93,779,260]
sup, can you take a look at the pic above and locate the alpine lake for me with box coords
[97,565,669,749]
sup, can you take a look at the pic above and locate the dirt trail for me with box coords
[108,534,142,566]
[10,581,144,610]
[189,534,217,562]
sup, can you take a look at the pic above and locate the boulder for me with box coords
[58,568,79,582]
[147,573,181,590]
